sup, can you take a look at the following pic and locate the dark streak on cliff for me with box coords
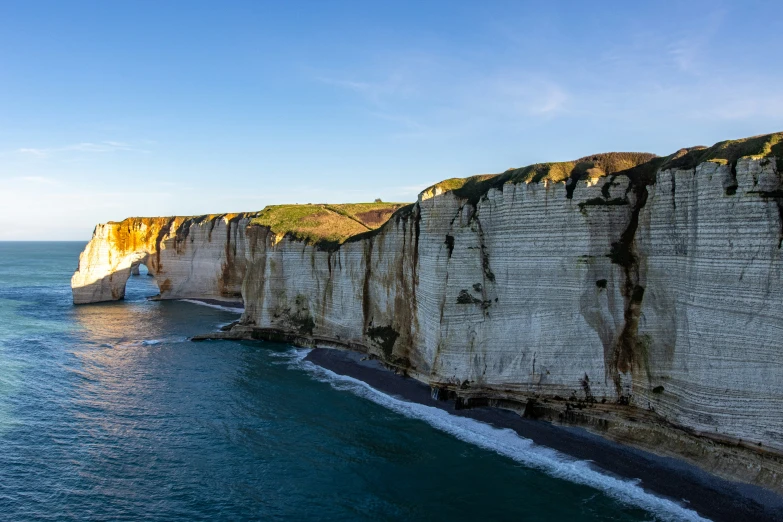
[401,206,421,366]
[207,215,219,241]
[412,205,420,302]
[390,208,412,367]
[154,217,176,275]
[219,213,245,297]
[474,217,495,284]
[174,218,192,253]
[445,234,455,258]
[361,237,374,333]
[606,166,656,399]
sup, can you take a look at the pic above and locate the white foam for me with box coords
[215,321,238,330]
[180,299,243,314]
[279,348,708,522]
[119,336,189,348]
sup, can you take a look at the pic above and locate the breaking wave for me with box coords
[277,348,709,522]
[180,299,244,314]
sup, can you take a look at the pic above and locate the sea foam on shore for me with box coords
[180,299,244,314]
[274,348,708,522]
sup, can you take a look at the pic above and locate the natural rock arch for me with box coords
[72,250,162,304]
[71,214,254,305]
[70,219,172,304]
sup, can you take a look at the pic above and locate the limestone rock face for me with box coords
[71,148,783,487]
[637,159,783,448]
[71,214,256,304]
[236,157,783,453]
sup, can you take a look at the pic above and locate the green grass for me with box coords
[248,202,407,249]
[113,132,782,252]
[504,151,658,185]
[421,175,497,196]
[108,205,409,252]
[419,131,783,206]
[422,152,657,206]
[661,132,783,171]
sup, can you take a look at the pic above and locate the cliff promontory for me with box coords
[72,132,783,492]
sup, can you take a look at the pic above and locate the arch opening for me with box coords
[122,256,161,302]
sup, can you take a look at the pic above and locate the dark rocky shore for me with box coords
[305,347,783,522]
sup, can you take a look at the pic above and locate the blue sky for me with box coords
[1,0,781,239]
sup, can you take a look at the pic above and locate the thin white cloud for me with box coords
[489,76,569,116]
[316,62,571,142]
[367,111,426,131]
[16,141,149,157]
[316,71,416,107]
[668,9,726,73]
[17,148,48,156]
[13,176,61,185]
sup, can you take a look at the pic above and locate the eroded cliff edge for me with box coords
[72,132,783,492]
[71,213,257,304]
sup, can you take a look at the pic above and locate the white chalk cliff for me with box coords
[72,133,783,491]
[72,213,255,305]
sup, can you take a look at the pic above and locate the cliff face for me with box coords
[639,158,783,448]
[238,157,783,435]
[71,203,406,305]
[71,213,255,304]
[72,133,783,489]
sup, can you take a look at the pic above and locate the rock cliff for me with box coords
[72,132,783,491]
[71,213,257,304]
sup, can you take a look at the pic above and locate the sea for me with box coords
[0,242,707,521]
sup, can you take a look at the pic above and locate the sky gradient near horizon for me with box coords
[1,0,782,240]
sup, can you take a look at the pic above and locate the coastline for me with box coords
[304,347,783,522]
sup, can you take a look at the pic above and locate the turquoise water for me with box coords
[0,242,702,521]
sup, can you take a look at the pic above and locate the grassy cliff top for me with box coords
[107,132,781,250]
[108,213,260,226]
[422,132,783,205]
[106,205,406,250]
[424,152,657,205]
[661,131,783,171]
[248,202,407,248]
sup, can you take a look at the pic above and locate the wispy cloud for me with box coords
[16,141,149,157]
[488,76,569,116]
[13,176,61,185]
[316,71,418,108]
[17,148,48,156]
[367,111,426,132]
[316,60,571,142]
[667,10,725,73]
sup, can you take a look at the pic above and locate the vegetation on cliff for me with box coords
[248,202,406,249]
[423,152,658,206]
[661,131,783,171]
[108,132,782,251]
[417,132,783,206]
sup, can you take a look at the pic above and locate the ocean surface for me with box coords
[0,242,706,521]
